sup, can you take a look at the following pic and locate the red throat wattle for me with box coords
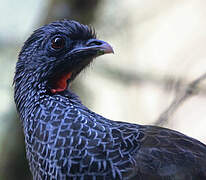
[51,72,72,94]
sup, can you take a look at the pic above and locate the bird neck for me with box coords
[14,72,48,121]
[14,72,114,140]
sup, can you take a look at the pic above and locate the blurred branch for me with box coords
[155,73,206,126]
[96,64,206,96]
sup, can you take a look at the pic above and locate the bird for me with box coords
[14,20,206,180]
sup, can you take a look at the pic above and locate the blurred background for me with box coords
[1,0,206,179]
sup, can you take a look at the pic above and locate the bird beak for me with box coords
[69,39,114,56]
[86,39,114,55]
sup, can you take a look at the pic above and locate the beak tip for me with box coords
[102,42,114,55]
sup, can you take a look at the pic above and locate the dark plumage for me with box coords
[14,20,206,180]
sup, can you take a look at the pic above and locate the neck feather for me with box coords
[14,71,48,119]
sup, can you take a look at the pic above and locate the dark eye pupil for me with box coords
[51,36,65,49]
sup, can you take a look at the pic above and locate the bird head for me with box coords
[15,20,113,94]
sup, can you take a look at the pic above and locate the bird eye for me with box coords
[51,36,65,49]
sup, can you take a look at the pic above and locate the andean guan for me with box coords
[14,20,206,180]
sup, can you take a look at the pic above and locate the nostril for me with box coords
[87,39,103,47]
